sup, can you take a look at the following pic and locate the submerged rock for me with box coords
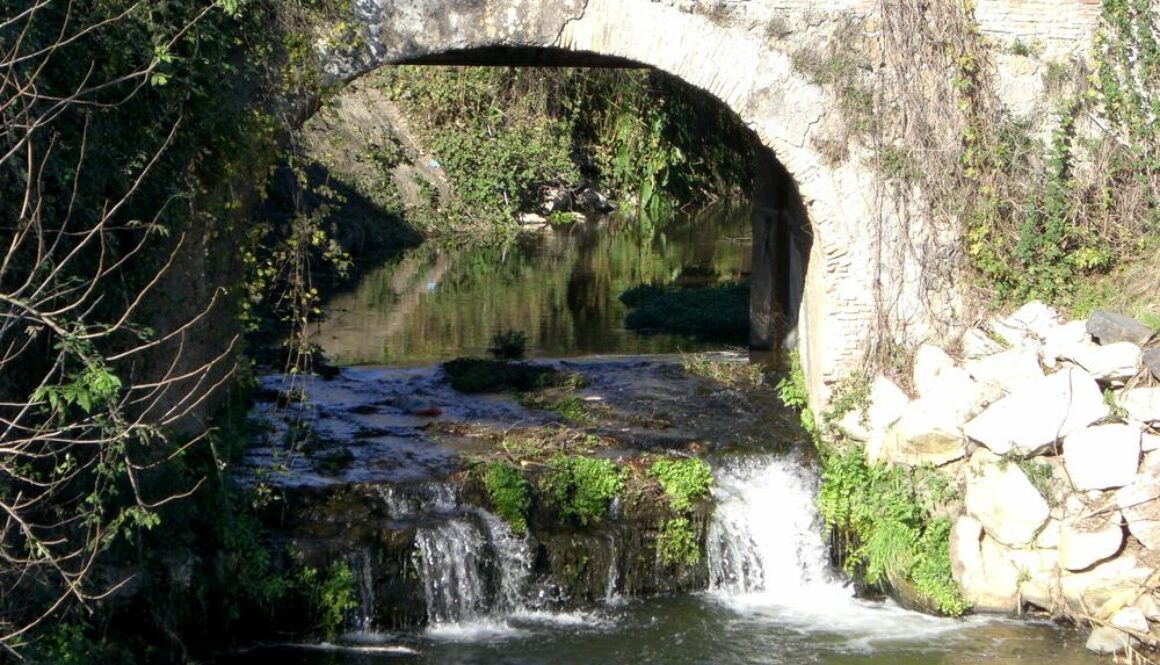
[1086,625,1134,654]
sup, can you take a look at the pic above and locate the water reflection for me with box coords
[313,205,752,366]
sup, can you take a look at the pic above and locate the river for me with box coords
[228,209,1105,665]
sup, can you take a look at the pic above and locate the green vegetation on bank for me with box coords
[363,66,753,235]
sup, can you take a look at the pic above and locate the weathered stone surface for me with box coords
[961,328,1004,359]
[1112,606,1150,634]
[1119,388,1160,423]
[965,449,1050,546]
[963,367,1109,456]
[951,516,1058,613]
[1063,424,1141,491]
[875,399,965,467]
[1064,341,1142,381]
[1086,626,1133,654]
[1036,518,1061,549]
[965,347,1044,396]
[1003,301,1062,340]
[913,344,956,398]
[1062,548,1157,616]
[1144,433,1160,453]
[836,376,910,442]
[1088,310,1155,346]
[1146,348,1160,381]
[1116,460,1160,550]
[1059,512,1124,571]
[1041,320,1091,369]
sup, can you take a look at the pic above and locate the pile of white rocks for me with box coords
[834,301,1160,654]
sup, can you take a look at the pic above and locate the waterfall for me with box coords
[347,549,376,633]
[707,454,836,601]
[389,480,531,626]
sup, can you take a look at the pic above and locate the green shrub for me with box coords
[775,350,815,436]
[442,358,581,393]
[483,462,531,534]
[297,560,358,640]
[489,329,528,360]
[648,458,713,512]
[541,455,625,525]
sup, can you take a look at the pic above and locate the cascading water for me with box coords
[707,454,839,602]
[385,481,532,627]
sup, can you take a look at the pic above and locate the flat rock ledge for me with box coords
[834,301,1159,653]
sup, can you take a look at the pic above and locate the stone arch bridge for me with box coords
[316,0,1099,403]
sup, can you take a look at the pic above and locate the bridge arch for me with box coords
[316,0,931,403]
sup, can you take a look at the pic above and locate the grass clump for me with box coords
[620,282,749,342]
[442,358,582,393]
[818,448,969,616]
[775,349,815,437]
[648,458,714,512]
[541,455,625,526]
[482,462,531,534]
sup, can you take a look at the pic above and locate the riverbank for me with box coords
[805,301,1160,656]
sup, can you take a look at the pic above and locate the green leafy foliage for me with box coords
[657,517,700,566]
[489,329,528,360]
[442,358,582,393]
[818,448,968,616]
[297,560,358,640]
[775,350,815,436]
[541,455,625,526]
[483,462,531,534]
[648,458,714,512]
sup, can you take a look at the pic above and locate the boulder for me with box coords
[913,344,956,397]
[1086,626,1133,654]
[963,367,1109,456]
[1061,547,1157,616]
[1041,320,1091,369]
[1063,341,1142,381]
[961,328,1004,359]
[964,347,1044,396]
[1002,301,1062,340]
[1112,606,1150,634]
[1059,511,1124,571]
[835,376,910,442]
[951,516,1059,612]
[1063,424,1141,491]
[1116,459,1160,550]
[875,399,965,467]
[964,449,1050,547]
[1036,518,1061,549]
[1088,309,1155,346]
[1145,348,1160,381]
[1119,388,1160,423]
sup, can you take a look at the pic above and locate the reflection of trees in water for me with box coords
[316,206,752,365]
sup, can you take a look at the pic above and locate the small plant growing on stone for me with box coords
[648,457,714,512]
[483,462,531,534]
[541,455,625,525]
[657,517,700,566]
[489,329,528,360]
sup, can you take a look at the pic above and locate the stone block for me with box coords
[1064,341,1142,381]
[963,367,1109,456]
[965,346,1044,396]
[965,449,1049,547]
[1145,348,1160,381]
[1063,424,1141,491]
[1119,388,1160,424]
[1087,310,1155,346]
[1116,460,1160,550]
[876,399,966,467]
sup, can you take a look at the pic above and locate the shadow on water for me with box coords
[310,204,752,366]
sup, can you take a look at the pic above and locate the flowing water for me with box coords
[224,455,1101,664]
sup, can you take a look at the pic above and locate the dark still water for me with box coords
[311,206,751,366]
